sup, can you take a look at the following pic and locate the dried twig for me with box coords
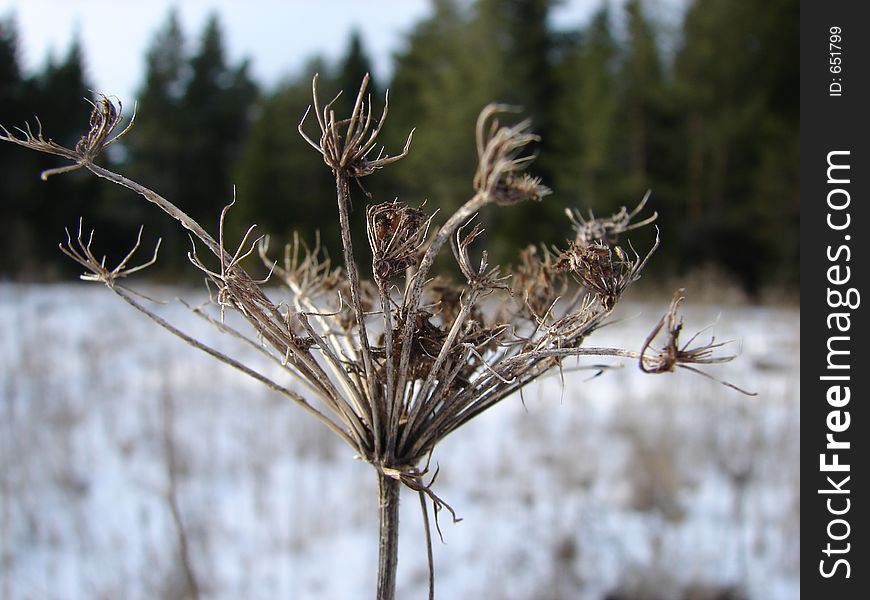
[640,289,757,396]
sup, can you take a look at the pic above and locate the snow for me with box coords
[0,283,799,599]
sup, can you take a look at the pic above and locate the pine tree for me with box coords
[232,61,339,258]
[121,11,257,272]
[32,37,92,144]
[3,34,102,277]
[0,15,31,275]
[116,9,191,270]
[478,0,559,144]
[334,30,379,117]
[551,5,620,208]
[233,33,385,266]
[126,8,187,201]
[181,14,257,226]
[673,0,798,290]
[471,0,564,256]
[387,0,496,213]
[0,15,23,114]
[619,0,663,189]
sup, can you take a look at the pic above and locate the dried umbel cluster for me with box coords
[1,95,133,180]
[2,75,751,600]
[366,201,430,284]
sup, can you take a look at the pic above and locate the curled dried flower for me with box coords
[59,218,160,288]
[473,104,543,204]
[366,201,430,284]
[76,95,129,162]
[641,289,756,395]
[512,245,568,319]
[494,173,551,206]
[566,191,658,247]
[298,73,413,178]
[259,231,342,301]
[556,235,657,310]
[451,221,511,292]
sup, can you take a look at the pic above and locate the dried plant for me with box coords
[1,74,752,600]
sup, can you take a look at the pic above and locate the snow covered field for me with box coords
[0,283,799,600]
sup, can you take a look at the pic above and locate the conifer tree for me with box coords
[122,11,256,271]
[232,62,339,255]
[0,15,31,274]
[673,0,798,289]
[181,14,257,226]
[233,31,382,261]
[126,9,187,202]
[387,0,501,230]
[335,30,379,117]
[4,34,100,277]
[619,0,662,189]
[550,5,620,208]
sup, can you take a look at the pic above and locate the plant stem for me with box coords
[376,471,401,600]
[335,173,379,454]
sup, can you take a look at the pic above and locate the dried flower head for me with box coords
[473,104,549,205]
[566,190,658,247]
[76,95,129,161]
[367,201,430,284]
[298,73,413,178]
[451,221,511,292]
[510,245,568,319]
[0,94,133,180]
[641,289,757,395]
[59,218,160,288]
[556,238,654,310]
[495,172,551,206]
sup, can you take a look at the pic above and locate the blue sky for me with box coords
[1,0,685,102]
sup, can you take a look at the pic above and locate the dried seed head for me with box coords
[1,94,133,179]
[452,221,511,292]
[76,95,126,160]
[259,232,342,300]
[60,219,160,287]
[494,173,551,206]
[366,201,430,284]
[555,241,641,310]
[512,245,568,317]
[640,290,756,395]
[566,191,658,247]
[473,104,544,204]
[299,74,413,178]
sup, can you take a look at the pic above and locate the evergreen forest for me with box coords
[0,0,798,294]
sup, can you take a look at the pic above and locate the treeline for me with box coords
[0,0,797,292]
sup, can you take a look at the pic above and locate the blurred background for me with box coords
[0,0,797,294]
[1,1,798,599]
